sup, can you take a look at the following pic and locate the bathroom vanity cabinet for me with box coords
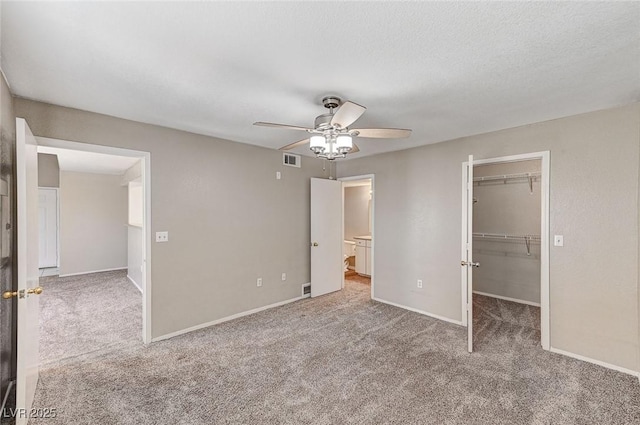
[354,236,371,276]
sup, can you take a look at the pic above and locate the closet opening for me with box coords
[462,151,550,352]
[472,159,542,350]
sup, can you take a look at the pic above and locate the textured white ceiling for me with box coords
[2,2,639,159]
[37,144,139,175]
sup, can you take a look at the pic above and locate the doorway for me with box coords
[339,175,375,299]
[462,152,550,352]
[36,137,152,344]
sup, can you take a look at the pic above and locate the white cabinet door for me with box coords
[355,245,366,274]
[365,246,371,276]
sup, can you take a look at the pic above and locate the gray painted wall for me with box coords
[121,160,141,186]
[473,160,541,304]
[60,171,127,276]
[15,98,330,338]
[337,103,640,372]
[37,153,59,187]
[344,185,370,241]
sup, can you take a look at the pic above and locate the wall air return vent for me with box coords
[283,153,301,168]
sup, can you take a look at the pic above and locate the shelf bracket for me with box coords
[528,175,534,194]
[524,236,531,256]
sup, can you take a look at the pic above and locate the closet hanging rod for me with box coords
[473,233,540,240]
[473,172,541,183]
[473,233,540,256]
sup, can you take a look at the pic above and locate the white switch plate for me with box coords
[417,279,423,289]
[276,171,281,180]
[554,235,563,247]
[257,277,263,287]
[281,273,286,281]
[155,231,169,242]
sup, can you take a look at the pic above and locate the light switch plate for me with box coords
[554,235,563,247]
[156,231,169,242]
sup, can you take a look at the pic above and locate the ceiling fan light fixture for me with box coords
[259,95,412,159]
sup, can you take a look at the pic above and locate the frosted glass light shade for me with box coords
[336,135,353,152]
[310,135,326,153]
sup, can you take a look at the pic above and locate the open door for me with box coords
[15,118,41,424]
[462,154,478,353]
[310,178,342,297]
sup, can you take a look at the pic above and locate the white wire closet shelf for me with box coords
[473,232,540,256]
[473,171,541,193]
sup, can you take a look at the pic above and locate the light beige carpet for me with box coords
[39,270,142,366]
[30,274,640,424]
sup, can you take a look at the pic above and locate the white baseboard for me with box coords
[549,347,639,378]
[473,291,541,307]
[59,267,127,277]
[152,295,304,342]
[372,297,464,326]
[127,275,143,293]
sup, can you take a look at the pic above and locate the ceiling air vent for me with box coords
[283,153,301,168]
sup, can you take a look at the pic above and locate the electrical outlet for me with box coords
[281,273,286,281]
[257,278,263,287]
[417,279,423,289]
[155,231,168,242]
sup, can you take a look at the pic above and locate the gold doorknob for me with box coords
[2,291,18,299]
[2,287,43,299]
[27,286,44,295]
[312,242,319,247]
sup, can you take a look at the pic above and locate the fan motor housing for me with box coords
[314,113,333,130]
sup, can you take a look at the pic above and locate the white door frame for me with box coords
[461,151,550,350]
[338,174,375,299]
[35,137,153,344]
[38,187,60,268]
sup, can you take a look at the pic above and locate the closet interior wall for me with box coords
[473,159,542,305]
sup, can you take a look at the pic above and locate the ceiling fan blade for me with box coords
[330,101,366,128]
[279,138,310,151]
[254,122,311,132]
[350,142,360,153]
[353,128,412,139]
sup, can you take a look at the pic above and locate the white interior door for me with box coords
[310,178,342,297]
[38,188,58,268]
[15,118,41,424]
[462,154,476,353]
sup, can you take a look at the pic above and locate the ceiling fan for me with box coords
[254,96,412,160]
